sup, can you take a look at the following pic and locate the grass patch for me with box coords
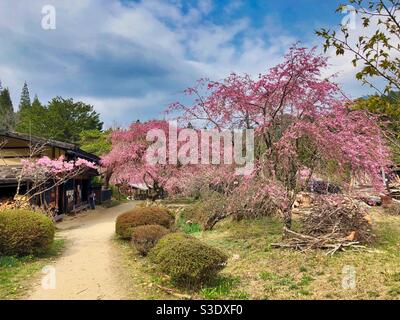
[115,203,400,300]
[259,271,314,298]
[200,275,249,300]
[177,215,202,234]
[194,210,400,300]
[0,238,65,300]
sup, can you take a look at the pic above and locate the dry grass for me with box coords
[192,208,400,300]
[116,203,400,300]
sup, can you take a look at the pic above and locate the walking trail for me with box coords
[27,202,137,300]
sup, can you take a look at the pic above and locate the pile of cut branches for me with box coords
[0,197,31,211]
[273,196,374,255]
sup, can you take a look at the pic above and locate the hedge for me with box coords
[116,207,174,239]
[0,209,55,256]
[149,233,228,287]
[131,224,169,255]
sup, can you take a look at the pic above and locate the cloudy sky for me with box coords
[0,0,379,127]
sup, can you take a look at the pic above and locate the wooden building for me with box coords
[0,130,101,219]
[115,182,159,200]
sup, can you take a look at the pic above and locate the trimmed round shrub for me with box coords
[131,224,169,256]
[149,233,228,287]
[0,209,55,256]
[116,207,174,240]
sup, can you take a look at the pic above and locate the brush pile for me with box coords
[383,201,400,215]
[0,196,32,211]
[0,197,16,211]
[389,175,400,200]
[273,196,374,255]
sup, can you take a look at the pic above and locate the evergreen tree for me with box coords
[18,82,31,111]
[79,129,112,156]
[43,97,103,143]
[15,96,103,143]
[16,94,46,135]
[32,95,41,108]
[0,88,15,131]
[30,95,47,134]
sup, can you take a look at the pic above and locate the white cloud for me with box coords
[105,6,184,55]
[1,0,389,126]
[78,92,171,128]
[223,0,244,14]
[198,0,213,15]
[317,8,400,98]
[0,0,297,126]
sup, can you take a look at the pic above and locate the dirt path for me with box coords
[27,202,137,300]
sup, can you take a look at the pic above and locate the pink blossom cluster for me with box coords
[22,156,97,177]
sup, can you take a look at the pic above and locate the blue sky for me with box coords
[0,0,376,127]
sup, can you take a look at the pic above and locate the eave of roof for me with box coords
[0,130,100,164]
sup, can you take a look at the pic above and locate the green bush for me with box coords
[116,207,174,240]
[149,233,228,288]
[0,210,55,256]
[131,224,169,256]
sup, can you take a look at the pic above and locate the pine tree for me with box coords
[19,82,31,111]
[32,94,40,107]
[16,94,46,135]
[0,88,15,131]
[30,95,46,133]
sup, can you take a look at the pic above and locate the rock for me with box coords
[232,254,240,261]
[293,193,313,208]
[364,214,372,225]
[345,231,356,241]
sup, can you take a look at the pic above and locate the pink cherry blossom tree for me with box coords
[168,45,392,228]
[102,120,182,199]
[103,45,391,230]
[16,155,97,208]
[102,120,242,200]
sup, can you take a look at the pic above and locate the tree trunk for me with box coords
[204,211,230,230]
[103,167,113,189]
[283,190,296,232]
[283,208,292,230]
[151,183,164,200]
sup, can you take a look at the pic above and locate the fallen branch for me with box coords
[271,224,368,255]
[155,284,192,300]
